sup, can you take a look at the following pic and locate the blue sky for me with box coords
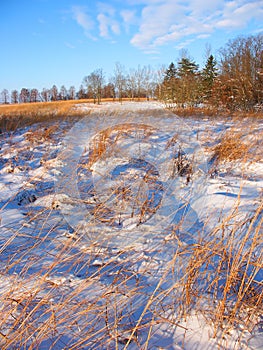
[1,0,262,93]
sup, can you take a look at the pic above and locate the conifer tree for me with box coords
[201,55,218,100]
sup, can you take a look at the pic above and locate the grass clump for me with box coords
[213,132,249,162]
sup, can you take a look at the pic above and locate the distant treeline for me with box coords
[1,33,262,112]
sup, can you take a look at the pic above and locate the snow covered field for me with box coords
[0,102,262,349]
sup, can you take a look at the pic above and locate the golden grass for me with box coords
[166,105,263,119]
[213,132,249,162]
[0,106,262,348]
[88,123,154,167]
[0,98,151,132]
[0,100,91,132]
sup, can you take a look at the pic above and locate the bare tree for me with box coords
[41,88,50,102]
[1,89,9,104]
[154,65,166,100]
[59,85,67,100]
[51,85,58,101]
[19,88,30,103]
[219,33,263,110]
[102,82,115,99]
[134,65,146,99]
[112,62,127,102]
[11,90,19,104]
[83,68,104,104]
[68,86,76,100]
[30,88,39,103]
[77,85,86,99]
[143,65,153,100]
[127,68,137,100]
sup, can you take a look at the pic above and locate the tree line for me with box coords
[1,34,262,111]
[161,33,262,111]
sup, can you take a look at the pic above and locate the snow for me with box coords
[0,101,262,349]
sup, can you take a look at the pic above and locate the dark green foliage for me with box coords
[201,55,218,100]
[164,62,177,81]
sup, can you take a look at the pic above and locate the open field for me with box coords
[0,101,262,349]
[0,99,151,131]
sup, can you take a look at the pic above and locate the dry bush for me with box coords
[167,105,263,119]
[212,132,249,162]
[25,125,59,144]
[88,123,154,167]
[167,106,220,117]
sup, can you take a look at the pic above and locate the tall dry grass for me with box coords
[0,98,151,132]
[0,106,262,349]
[0,100,91,132]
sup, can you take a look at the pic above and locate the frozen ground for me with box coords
[0,101,262,349]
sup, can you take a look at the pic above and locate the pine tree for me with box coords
[177,57,200,106]
[162,62,178,103]
[201,55,218,100]
[164,62,177,81]
[177,58,199,78]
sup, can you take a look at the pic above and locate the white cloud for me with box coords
[97,2,116,16]
[175,38,194,50]
[71,6,96,39]
[129,0,263,51]
[217,1,263,29]
[97,11,120,38]
[70,1,262,51]
[65,42,75,49]
[121,9,137,32]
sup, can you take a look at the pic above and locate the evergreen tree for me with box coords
[162,62,178,103]
[201,55,218,100]
[177,58,199,78]
[177,57,200,106]
[164,62,177,81]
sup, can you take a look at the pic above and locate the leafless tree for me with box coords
[134,65,146,99]
[19,88,30,103]
[51,85,58,101]
[77,85,86,99]
[102,83,115,99]
[41,88,50,102]
[112,62,127,102]
[68,86,76,100]
[127,68,137,100]
[11,90,19,104]
[30,88,39,103]
[1,89,9,104]
[219,33,263,110]
[60,85,67,100]
[83,68,104,104]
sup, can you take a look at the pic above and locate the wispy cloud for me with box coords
[65,42,75,49]
[129,0,263,51]
[71,6,96,39]
[121,9,137,32]
[70,1,262,51]
[97,8,120,38]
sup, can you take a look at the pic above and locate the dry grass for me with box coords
[88,123,154,167]
[166,105,263,119]
[212,132,249,162]
[179,200,263,335]
[0,98,152,132]
[0,106,262,349]
[0,100,86,132]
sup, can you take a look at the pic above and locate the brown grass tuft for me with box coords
[213,132,249,162]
